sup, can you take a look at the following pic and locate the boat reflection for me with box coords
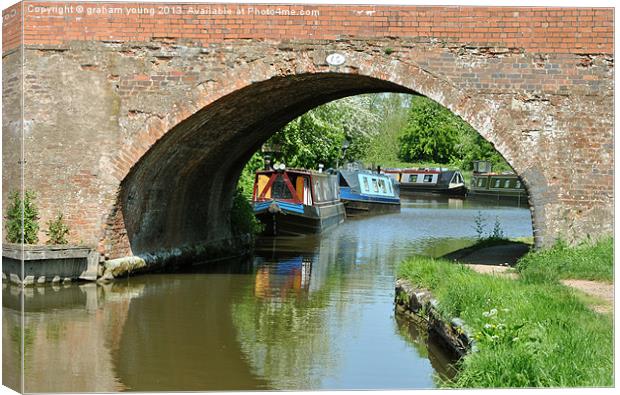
[254,256,312,299]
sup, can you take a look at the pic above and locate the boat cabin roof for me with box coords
[474,171,518,177]
[339,169,391,188]
[255,168,332,178]
[399,168,445,174]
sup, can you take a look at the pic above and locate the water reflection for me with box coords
[3,196,533,392]
[2,282,139,392]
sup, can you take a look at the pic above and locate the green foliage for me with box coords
[398,96,459,163]
[45,213,70,245]
[472,211,506,241]
[490,216,505,239]
[4,190,39,244]
[397,255,613,388]
[517,237,613,283]
[473,211,486,239]
[363,93,411,166]
[472,308,525,348]
[237,152,264,200]
[398,96,510,171]
[384,47,394,55]
[230,187,264,236]
[267,95,381,169]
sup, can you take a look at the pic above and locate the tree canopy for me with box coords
[397,96,509,171]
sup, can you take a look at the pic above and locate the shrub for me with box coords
[45,213,70,244]
[4,190,39,244]
[230,187,264,236]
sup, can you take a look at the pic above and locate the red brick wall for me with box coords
[3,2,614,54]
[2,2,22,52]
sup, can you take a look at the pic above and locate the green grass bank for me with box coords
[397,237,613,388]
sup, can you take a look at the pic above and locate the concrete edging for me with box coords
[394,278,473,358]
[2,243,99,285]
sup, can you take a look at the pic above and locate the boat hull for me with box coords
[254,201,346,236]
[342,199,401,216]
[399,184,468,197]
[468,189,528,205]
[339,186,401,216]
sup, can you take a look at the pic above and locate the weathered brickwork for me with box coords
[1,2,613,262]
[8,3,613,54]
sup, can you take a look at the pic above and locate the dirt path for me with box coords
[561,279,614,314]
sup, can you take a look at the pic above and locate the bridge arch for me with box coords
[102,52,533,260]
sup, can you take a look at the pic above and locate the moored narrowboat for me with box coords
[396,168,467,196]
[252,165,346,235]
[469,161,527,204]
[338,164,400,216]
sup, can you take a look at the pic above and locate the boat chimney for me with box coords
[318,164,324,173]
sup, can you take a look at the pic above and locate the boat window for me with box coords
[363,177,370,193]
[504,179,511,188]
[516,180,522,189]
[423,174,434,183]
[387,180,393,194]
[256,174,271,199]
[272,175,293,199]
[408,174,417,183]
[314,180,322,202]
[477,178,483,187]
[379,179,387,193]
[372,178,379,192]
[494,179,501,188]
[304,177,312,205]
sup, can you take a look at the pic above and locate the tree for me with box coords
[398,96,510,170]
[398,96,459,163]
[266,95,381,169]
[363,93,411,166]
[45,213,70,244]
[4,190,40,244]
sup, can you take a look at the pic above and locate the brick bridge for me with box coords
[2,2,613,271]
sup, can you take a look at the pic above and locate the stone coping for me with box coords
[2,243,93,260]
[395,278,473,358]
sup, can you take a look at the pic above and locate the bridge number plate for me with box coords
[326,53,346,66]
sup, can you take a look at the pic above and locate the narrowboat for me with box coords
[396,168,467,196]
[252,164,346,235]
[469,161,527,204]
[338,164,400,216]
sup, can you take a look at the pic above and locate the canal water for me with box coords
[3,196,533,392]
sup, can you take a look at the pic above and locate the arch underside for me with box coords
[119,73,415,255]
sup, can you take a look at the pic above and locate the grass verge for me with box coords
[397,237,613,388]
[516,237,613,283]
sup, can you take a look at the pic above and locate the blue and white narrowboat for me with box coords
[252,165,346,235]
[338,165,401,216]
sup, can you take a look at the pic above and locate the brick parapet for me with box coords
[2,2,614,55]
